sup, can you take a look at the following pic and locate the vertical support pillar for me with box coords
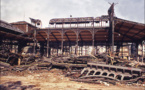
[69,42,71,56]
[106,41,108,54]
[61,31,64,57]
[92,19,95,55]
[85,46,87,55]
[61,21,64,57]
[142,41,145,63]
[111,19,114,56]
[40,42,44,57]
[57,42,59,56]
[10,40,12,51]
[92,39,95,55]
[46,37,49,57]
[14,45,17,53]
[71,45,72,55]
[61,37,64,56]
[46,30,50,57]
[63,43,65,55]
[33,29,37,54]
[108,3,115,60]
[116,42,121,56]
[75,30,79,56]
[128,44,131,60]
[96,44,98,54]
[136,43,139,61]
[122,43,123,59]
[81,41,83,55]
[76,19,79,56]
[81,46,82,55]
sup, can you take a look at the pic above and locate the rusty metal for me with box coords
[75,62,144,84]
[49,16,109,24]
[0,3,145,87]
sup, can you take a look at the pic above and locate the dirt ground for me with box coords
[0,69,145,90]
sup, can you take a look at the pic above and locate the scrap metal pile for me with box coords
[72,63,145,84]
[50,52,145,84]
[0,45,52,72]
[0,45,145,85]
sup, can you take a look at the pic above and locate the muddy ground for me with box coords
[0,69,145,90]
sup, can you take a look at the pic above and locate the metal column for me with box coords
[108,3,115,60]
[92,19,95,55]
[76,33,79,56]
[61,31,64,57]
[136,43,139,61]
[33,29,37,54]
[142,41,145,63]
[47,30,50,57]
[46,37,50,57]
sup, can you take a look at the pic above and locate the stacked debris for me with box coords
[72,63,145,84]
[1,43,145,86]
[0,45,52,73]
[49,53,145,85]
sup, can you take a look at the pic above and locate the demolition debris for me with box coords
[0,3,145,90]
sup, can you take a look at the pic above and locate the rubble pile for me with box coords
[0,46,145,87]
[0,46,52,73]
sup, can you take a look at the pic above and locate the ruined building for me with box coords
[0,4,145,61]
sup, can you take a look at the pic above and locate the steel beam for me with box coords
[38,32,46,41]
[65,33,70,42]
[130,28,145,39]
[124,24,136,36]
[51,32,59,41]
[115,31,138,42]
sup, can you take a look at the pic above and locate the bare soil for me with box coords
[0,69,144,90]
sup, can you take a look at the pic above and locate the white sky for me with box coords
[1,0,144,28]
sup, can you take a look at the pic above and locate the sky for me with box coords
[1,0,144,28]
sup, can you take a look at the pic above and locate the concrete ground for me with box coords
[0,69,144,90]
